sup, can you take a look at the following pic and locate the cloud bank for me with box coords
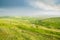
[28,0,60,11]
[0,0,60,16]
[26,0,60,15]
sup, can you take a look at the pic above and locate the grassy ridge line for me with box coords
[37,25,60,32]
[40,17,60,29]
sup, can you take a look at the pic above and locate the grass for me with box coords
[0,16,60,40]
[39,17,60,29]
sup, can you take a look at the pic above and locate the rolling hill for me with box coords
[0,16,60,40]
[39,17,60,29]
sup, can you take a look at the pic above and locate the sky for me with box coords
[0,0,60,16]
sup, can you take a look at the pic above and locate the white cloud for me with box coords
[26,0,60,16]
[28,0,60,11]
[0,7,60,16]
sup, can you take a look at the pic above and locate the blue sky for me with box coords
[0,0,60,16]
[0,0,29,7]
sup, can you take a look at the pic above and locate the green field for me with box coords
[0,16,60,40]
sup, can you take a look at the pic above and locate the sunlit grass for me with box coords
[0,17,60,40]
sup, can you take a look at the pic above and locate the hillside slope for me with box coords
[0,17,60,40]
[39,17,60,29]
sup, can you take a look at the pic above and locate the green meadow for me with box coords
[0,16,60,40]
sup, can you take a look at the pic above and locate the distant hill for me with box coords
[39,17,60,29]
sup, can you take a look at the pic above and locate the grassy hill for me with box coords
[0,17,60,40]
[38,17,60,29]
